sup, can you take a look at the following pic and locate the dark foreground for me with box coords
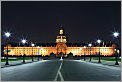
[1,59,121,81]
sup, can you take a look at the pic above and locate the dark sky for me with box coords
[1,1,121,44]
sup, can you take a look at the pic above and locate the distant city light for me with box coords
[113,32,119,38]
[5,32,11,37]
[97,39,101,44]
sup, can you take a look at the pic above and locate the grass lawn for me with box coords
[1,57,38,62]
[92,57,121,62]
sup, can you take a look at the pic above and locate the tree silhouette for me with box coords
[50,52,56,58]
[67,52,73,58]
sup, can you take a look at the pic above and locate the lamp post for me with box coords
[91,51,92,57]
[5,32,11,65]
[31,43,35,62]
[21,39,27,63]
[97,39,101,63]
[84,46,86,61]
[116,50,119,64]
[80,47,82,59]
[113,32,119,65]
[114,49,119,65]
[88,43,92,62]
[37,46,40,61]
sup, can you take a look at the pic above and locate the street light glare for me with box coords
[80,48,82,50]
[31,43,35,47]
[88,43,92,47]
[84,46,86,48]
[117,50,120,54]
[21,39,27,44]
[37,46,40,48]
[5,32,11,37]
[97,39,101,43]
[113,32,119,37]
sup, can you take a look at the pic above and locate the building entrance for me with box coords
[56,43,67,57]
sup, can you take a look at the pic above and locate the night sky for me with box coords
[1,1,121,44]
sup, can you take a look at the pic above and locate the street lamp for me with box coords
[84,46,86,61]
[88,43,92,61]
[115,49,119,65]
[31,43,35,62]
[113,32,119,65]
[21,39,27,63]
[5,32,11,37]
[113,32,119,38]
[117,50,120,55]
[97,39,101,63]
[80,47,82,56]
[37,46,40,61]
[4,32,11,65]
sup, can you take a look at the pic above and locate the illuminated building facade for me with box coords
[4,28,116,57]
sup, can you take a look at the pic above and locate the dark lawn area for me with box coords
[1,57,38,62]
[92,57,121,62]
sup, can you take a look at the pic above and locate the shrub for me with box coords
[67,52,73,58]
[50,52,56,58]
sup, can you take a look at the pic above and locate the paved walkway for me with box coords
[1,58,121,68]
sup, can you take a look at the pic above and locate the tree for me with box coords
[67,52,73,58]
[50,52,56,59]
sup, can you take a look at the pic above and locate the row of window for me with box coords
[9,49,113,53]
[5,47,113,49]
[13,49,112,51]
[69,50,113,52]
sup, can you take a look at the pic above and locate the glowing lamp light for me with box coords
[5,32,11,38]
[88,43,92,47]
[80,48,82,51]
[117,50,120,54]
[21,39,27,44]
[31,43,35,47]
[84,46,86,48]
[37,46,40,48]
[113,32,119,38]
[60,56,63,61]
[97,39,101,44]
